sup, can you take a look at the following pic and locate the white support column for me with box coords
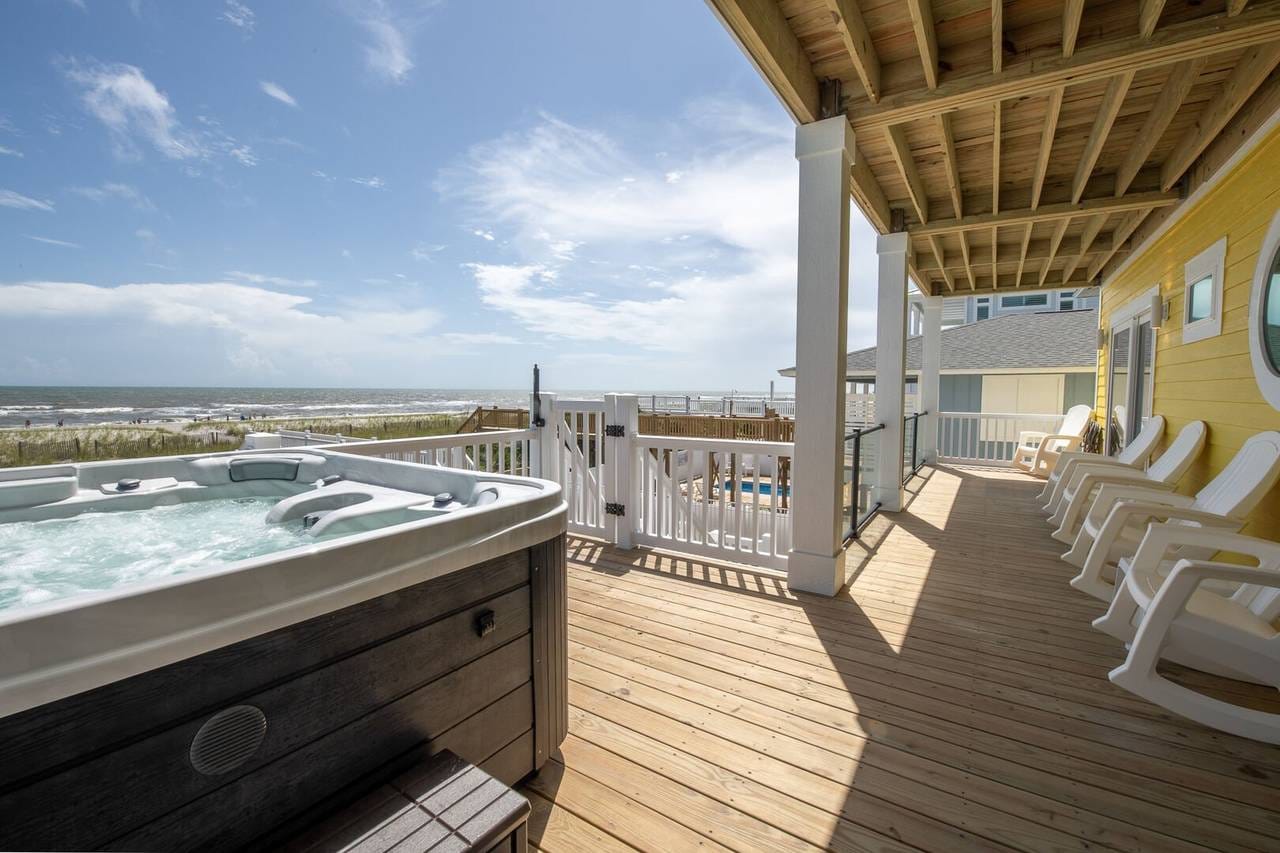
[919,296,943,463]
[788,116,855,597]
[874,233,909,511]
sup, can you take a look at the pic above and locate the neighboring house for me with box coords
[779,308,1098,416]
[937,286,1099,328]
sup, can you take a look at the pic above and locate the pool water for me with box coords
[724,480,790,497]
[0,497,310,612]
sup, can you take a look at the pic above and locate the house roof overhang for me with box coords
[708,0,1280,297]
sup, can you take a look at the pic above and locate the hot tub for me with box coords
[0,448,567,851]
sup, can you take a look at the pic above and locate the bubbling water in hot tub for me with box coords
[0,497,312,611]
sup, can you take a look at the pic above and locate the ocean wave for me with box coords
[59,407,136,414]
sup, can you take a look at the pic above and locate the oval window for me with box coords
[1249,210,1280,409]
[1265,249,1280,374]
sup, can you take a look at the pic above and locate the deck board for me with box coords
[523,465,1280,852]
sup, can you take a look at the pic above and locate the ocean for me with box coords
[0,387,531,428]
[0,386,770,428]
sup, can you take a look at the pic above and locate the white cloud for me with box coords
[664,171,683,184]
[62,60,200,160]
[135,227,156,241]
[220,0,255,33]
[69,182,154,210]
[346,0,414,83]
[0,189,55,212]
[259,80,298,108]
[440,332,522,346]
[410,242,446,262]
[24,235,81,249]
[0,145,22,158]
[472,229,495,241]
[443,109,804,358]
[63,61,256,168]
[0,280,442,379]
[350,176,385,189]
[226,270,319,288]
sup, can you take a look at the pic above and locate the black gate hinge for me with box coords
[604,502,625,517]
[604,424,625,438]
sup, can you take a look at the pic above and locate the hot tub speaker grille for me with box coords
[189,704,268,776]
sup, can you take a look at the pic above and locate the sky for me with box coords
[0,0,881,391]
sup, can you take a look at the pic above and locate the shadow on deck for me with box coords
[522,464,1280,852]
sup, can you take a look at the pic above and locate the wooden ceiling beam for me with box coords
[1230,1,1250,15]
[885,124,930,224]
[928,235,955,292]
[992,101,1002,214]
[1115,58,1205,196]
[1062,213,1107,281]
[825,0,881,102]
[908,191,1178,237]
[906,0,940,89]
[843,6,1280,132]
[916,235,1116,272]
[1139,0,1167,39]
[959,232,976,289]
[937,113,963,218]
[990,226,999,289]
[1031,87,1063,210]
[1015,223,1032,287]
[851,154,892,234]
[1088,208,1152,280]
[964,269,1093,292]
[1039,218,1072,286]
[1063,0,1086,57]
[1071,70,1135,203]
[992,1,1003,73]
[706,0,820,123]
[1160,42,1280,190]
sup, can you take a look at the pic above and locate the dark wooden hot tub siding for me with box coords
[0,533,568,852]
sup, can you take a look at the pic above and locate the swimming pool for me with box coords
[725,479,789,497]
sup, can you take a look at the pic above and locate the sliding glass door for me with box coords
[1106,306,1156,455]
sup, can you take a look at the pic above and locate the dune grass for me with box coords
[1,426,241,468]
[180,412,469,441]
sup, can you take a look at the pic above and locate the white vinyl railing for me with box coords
[935,411,1063,465]
[331,429,536,476]
[273,429,371,447]
[545,399,610,538]
[630,434,793,572]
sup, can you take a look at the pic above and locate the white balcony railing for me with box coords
[935,411,1064,465]
[329,429,536,476]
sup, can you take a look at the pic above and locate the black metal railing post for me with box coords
[844,422,886,542]
[902,411,930,485]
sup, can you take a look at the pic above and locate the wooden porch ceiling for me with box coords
[710,0,1280,296]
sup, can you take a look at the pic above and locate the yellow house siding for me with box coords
[1097,121,1280,539]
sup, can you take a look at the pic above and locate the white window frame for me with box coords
[1181,237,1226,344]
[1249,209,1280,409]
[1104,286,1160,455]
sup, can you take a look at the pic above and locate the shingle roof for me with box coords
[778,309,1097,378]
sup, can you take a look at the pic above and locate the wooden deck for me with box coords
[521,465,1280,853]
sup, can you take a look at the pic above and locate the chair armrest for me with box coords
[1125,558,1280,675]
[1016,430,1048,448]
[1128,524,1280,583]
[1085,483,1193,528]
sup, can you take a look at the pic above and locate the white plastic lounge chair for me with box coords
[1012,404,1093,478]
[1037,414,1166,510]
[1092,524,1280,743]
[1049,419,1206,542]
[1065,431,1280,600]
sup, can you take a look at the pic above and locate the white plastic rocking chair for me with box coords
[1064,431,1280,601]
[1013,404,1093,478]
[1049,420,1206,543]
[1092,523,1280,743]
[1038,414,1166,511]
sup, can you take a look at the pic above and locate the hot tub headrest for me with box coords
[228,456,302,482]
